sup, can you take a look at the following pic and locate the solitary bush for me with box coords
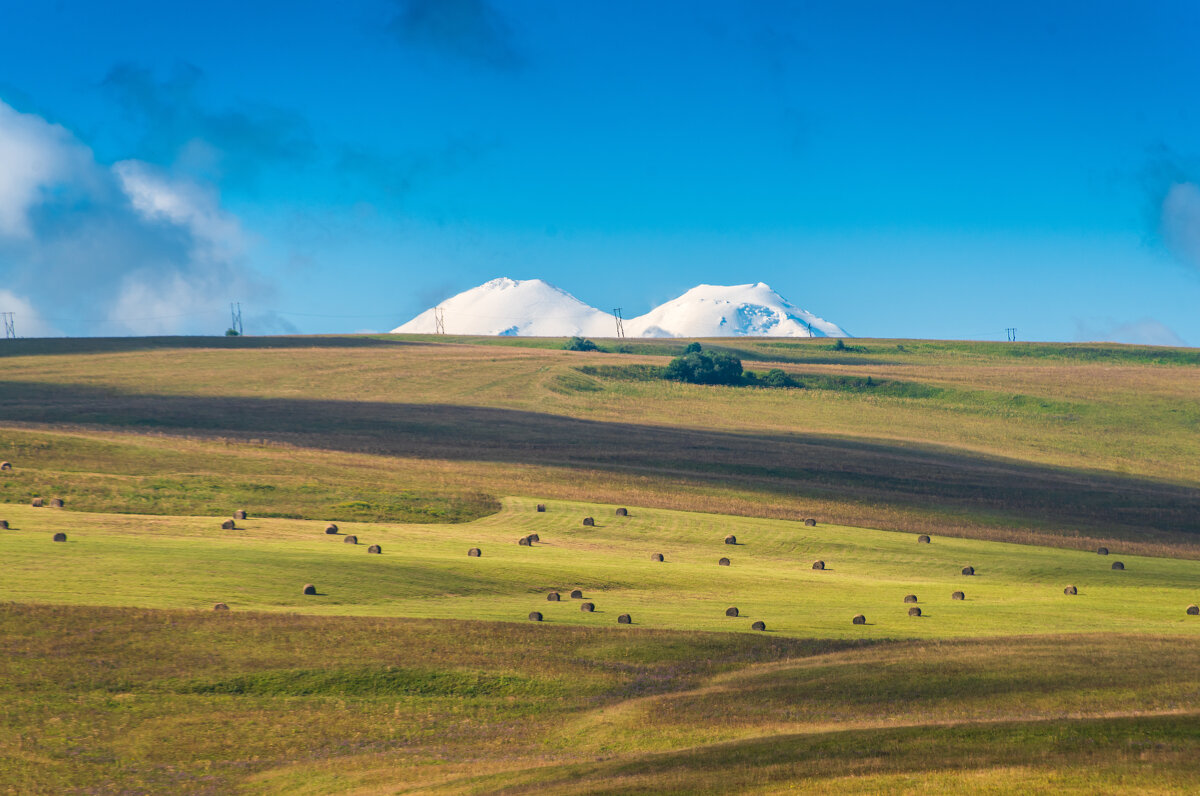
[758,368,800,388]
[683,342,702,354]
[563,336,598,352]
[664,349,743,385]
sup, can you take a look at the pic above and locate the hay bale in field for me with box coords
[302,584,317,595]
[221,520,235,530]
[547,592,561,601]
[1097,547,1109,555]
[234,510,247,520]
[52,532,67,542]
[0,461,11,470]
[1112,561,1125,570]
[617,614,632,624]
[961,566,975,576]
[952,591,965,600]
[725,606,739,617]
[1187,605,1199,616]
[325,524,338,534]
[582,517,595,527]
[344,535,358,544]
[751,621,766,631]
[917,534,931,544]
[518,536,531,546]
[570,589,583,599]
[651,553,664,562]
[581,602,595,613]
[0,520,7,529]
[812,560,825,570]
[528,611,543,621]
[908,606,922,617]
[718,557,730,566]
[724,534,737,545]
[852,614,866,625]
[804,518,817,527]
[367,544,381,554]
[1064,585,1078,595]
[615,508,628,517]
[528,533,540,543]
[904,594,918,603]
[467,547,481,557]
[536,503,546,512]
[213,603,229,611]
[50,498,64,508]
[31,498,43,507]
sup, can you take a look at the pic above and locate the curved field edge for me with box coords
[1,604,1198,795]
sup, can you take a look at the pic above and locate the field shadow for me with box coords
[1,380,1199,539]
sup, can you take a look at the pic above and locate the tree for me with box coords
[225,328,240,337]
[563,337,598,351]
[664,349,743,385]
[683,342,702,354]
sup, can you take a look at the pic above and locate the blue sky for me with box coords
[1,0,1198,343]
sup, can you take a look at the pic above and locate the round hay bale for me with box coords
[903,594,918,603]
[1097,546,1109,555]
[1186,605,1199,616]
[651,552,664,562]
[570,589,583,599]
[517,536,531,546]
[325,524,338,534]
[302,584,316,595]
[344,535,358,544]
[951,591,965,600]
[580,602,595,613]
[725,606,739,617]
[812,560,825,570]
[536,503,546,512]
[1064,585,1078,595]
[851,614,866,625]
[617,613,632,624]
[615,508,628,517]
[50,498,64,508]
[917,534,931,544]
[221,520,235,530]
[213,602,229,611]
[724,534,737,545]
[582,517,595,527]
[961,566,975,576]
[234,510,247,520]
[0,520,7,529]
[367,544,382,554]
[528,533,540,543]
[751,620,766,631]
[1112,561,1125,570]
[718,557,730,566]
[804,518,817,527]
[528,611,543,622]
[908,606,922,617]
[467,547,481,557]
[52,532,67,542]
[31,498,43,507]
[546,592,561,602]
[0,461,11,470]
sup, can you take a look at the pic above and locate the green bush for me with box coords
[759,368,800,388]
[664,350,743,385]
[563,337,598,352]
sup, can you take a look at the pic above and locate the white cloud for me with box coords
[0,289,60,337]
[0,102,94,238]
[1075,318,1188,347]
[1161,182,1200,270]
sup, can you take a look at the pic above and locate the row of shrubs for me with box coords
[569,340,798,388]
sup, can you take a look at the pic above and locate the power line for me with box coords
[230,302,244,336]
[2,312,14,339]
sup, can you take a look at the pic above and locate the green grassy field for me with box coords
[2,334,1200,793]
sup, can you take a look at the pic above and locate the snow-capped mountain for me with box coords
[626,283,847,338]
[391,277,616,337]
[393,278,847,338]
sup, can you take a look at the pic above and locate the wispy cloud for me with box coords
[0,97,275,336]
[1074,317,1188,347]
[388,0,524,70]
[1161,182,1200,272]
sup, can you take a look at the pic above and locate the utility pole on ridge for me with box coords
[2,312,14,339]
[434,306,446,335]
[613,308,625,339]
[230,302,244,336]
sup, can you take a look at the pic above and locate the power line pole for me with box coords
[1006,327,1017,342]
[612,308,625,339]
[434,306,446,334]
[2,312,14,339]
[230,302,243,336]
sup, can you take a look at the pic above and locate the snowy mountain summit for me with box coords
[392,277,615,337]
[392,278,847,338]
[627,282,846,338]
